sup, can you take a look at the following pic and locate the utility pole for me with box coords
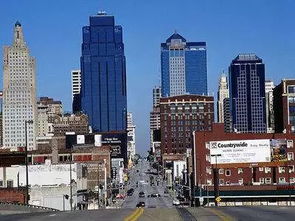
[97,161,101,208]
[211,154,221,206]
[104,159,107,208]
[70,147,73,211]
[24,120,33,205]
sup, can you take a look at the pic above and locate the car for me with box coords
[150,193,161,198]
[139,191,145,198]
[173,198,180,206]
[136,201,145,207]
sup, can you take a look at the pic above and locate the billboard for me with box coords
[271,139,287,162]
[209,139,271,164]
[77,135,85,144]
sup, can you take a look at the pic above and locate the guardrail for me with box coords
[0,201,59,211]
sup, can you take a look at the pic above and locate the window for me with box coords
[219,179,224,185]
[238,168,243,174]
[287,152,294,161]
[259,178,264,184]
[265,167,271,174]
[0,180,3,187]
[279,167,286,173]
[288,86,295,94]
[206,154,211,162]
[206,167,212,175]
[225,169,231,176]
[279,177,286,184]
[238,178,244,185]
[265,177,272,184]
[289,166,295,173]
[290,177,295,184]
[207,179,212,185]
[219,169,224,174]
[259,167,264,172]
[7,180,13,188]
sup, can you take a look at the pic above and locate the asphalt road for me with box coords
[122,160,173,209]
[3,160,295,220]
[216,206,295,221]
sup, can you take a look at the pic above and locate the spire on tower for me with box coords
[13,21,26,47]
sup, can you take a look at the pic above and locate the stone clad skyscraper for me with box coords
[80,12,127,132]
[217,74,229,123]
[2,22,37,150]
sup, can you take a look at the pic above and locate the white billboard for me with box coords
[77,135,85,144]
[94,134,102,147]
[209,139,271,164]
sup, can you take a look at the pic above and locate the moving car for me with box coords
[173,198,180,206]
[136,202,145,208]
[139,191,145,198]
[150,193,161,198]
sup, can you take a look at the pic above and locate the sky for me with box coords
[1,0,295,155]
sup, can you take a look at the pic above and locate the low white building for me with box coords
[0,160,87,210]
[173,160,186,183]
[127,112,136,161]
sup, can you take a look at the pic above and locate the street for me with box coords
[2,160,295,220]
[122,159,173,209]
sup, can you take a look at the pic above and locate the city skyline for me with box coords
[1,0,295,154]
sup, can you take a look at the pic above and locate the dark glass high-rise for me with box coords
[80,12,127,132]
[229,54,266,133]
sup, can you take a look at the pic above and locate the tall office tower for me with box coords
[223,98,232,132]
[273,79,295,133]
[127,112,136,161]
[161,32,207,97]
[80,12,127,132]
[2,22,37,150]
[71,70,81,113]
[229,54,266,133]
[217,74,229,123]
[153,86,161,108]
[150,86,161,153]
[265,80,275,133]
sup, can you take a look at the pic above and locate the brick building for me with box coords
[0,188,25,203]
[193,123,295,187]
[160,95,214,163]
[53,113,89,136]
[274,79,295,133]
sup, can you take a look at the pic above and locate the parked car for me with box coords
[136,202,145,208]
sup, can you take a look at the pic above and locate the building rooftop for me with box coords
[166,32,186,43]
[233,54,262,62]
[15,21,21,27]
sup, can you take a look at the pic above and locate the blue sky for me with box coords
[1,0,295,155]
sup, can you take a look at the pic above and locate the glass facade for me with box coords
[80,13,127,132]
[229,54,266,133]
[161,33,207,97]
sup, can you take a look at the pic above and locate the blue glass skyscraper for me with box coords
[80,12,127,132]
[229,54,266,133]
[161,32,207,97]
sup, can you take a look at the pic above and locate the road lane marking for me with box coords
[207,208,235,221]
[124,208,144,221]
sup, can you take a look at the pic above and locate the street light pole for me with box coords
[24,120,33,205]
